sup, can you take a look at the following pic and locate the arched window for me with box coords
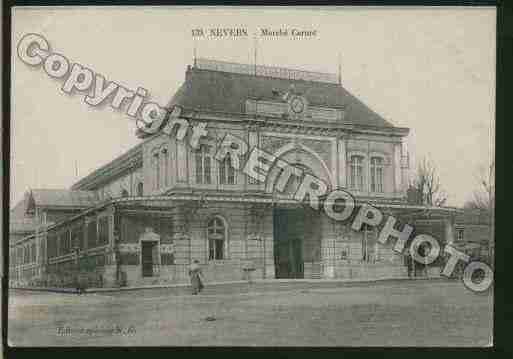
[121,189,129,197]
[207,216,226,260]
[370,157,384,193]
[350,155,364,191]
[195,145,212,184]
[153,151,160,190]
[219,153,236,185]
[161,147,169,187]
[137,182,144,197]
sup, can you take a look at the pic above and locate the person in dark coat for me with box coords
[189,259,204,295]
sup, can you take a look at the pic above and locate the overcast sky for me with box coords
[11,6,496,207]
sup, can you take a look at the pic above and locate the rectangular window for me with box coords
[370,157,384,193]
[31,243,36,262]
[47,234,57,258]
[195,145,212,184]
[61,231,71,255]
[195,150,203,184]
[209,239,215,260]
[57,234,62,256]
[457,229,464,241]
[177,141,187,182]
[71,224,84,250]
[219,158,226,184]
[87,220,97,248]
[350,156,364,191]
[219,154,236,185]
[228,162,235,185]
[98,216,109,245]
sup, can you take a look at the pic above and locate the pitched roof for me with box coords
[166,64,395,128]
[71,142,143,190]
[27,189,100,209]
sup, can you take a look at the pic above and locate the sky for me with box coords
[10,6,496,208]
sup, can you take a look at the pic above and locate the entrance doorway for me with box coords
[273,208,306,279]
[141,241,157,277]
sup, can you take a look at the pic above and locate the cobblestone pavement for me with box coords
[8,280,492,347]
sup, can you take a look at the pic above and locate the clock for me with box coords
[289,96,306,114]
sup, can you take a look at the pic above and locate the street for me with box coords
[8,280,493,347]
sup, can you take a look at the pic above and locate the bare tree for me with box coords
[407,156,447,207]
[464,161,495,212]
[463,161,495,261]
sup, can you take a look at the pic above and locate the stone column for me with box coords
[262,209,275,279]
[320,213,337,279]
[394,143,402,194]
[172,205,191,264]
[247,127,260,187]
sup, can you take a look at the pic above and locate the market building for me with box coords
[9,59,460,288]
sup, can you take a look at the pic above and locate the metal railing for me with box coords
[195,58,339,84]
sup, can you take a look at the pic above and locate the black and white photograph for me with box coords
[7,6,495,347]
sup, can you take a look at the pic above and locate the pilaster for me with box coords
[337,136,347,188]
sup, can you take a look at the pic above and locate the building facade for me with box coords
[9,59,458,288]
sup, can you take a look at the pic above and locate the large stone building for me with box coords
[9,59,459,288]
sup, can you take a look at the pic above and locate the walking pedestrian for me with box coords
[189,259,204,295]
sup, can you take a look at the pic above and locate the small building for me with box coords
[452,209,493,262]
[9,59,459,288]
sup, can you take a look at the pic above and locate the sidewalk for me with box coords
[11,275,452,295]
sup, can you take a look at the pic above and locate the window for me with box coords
[195,145,212,184]
[18,247,23,265]
[370,157,384,193]
[350,155,364,191]
[87,220,97,248]
[153,152,160,190]
[31,243,36,262]
[61,231,71,255]
[71,224,84,250]
[208,217,226,260]
[219,153,236,185]
[47,234,57,258]
[161,147,169,187]
[457,228,464,241]
[137,182,144,196]
[98,216,109,245]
